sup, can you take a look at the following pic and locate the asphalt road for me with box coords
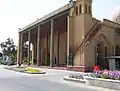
[0,65,117,91]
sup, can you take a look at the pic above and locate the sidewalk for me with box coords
[30,65,68,70]
[3,64,89,75]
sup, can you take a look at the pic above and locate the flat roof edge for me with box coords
[19,3,72,32]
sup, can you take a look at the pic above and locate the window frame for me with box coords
[85,4,87,13]
[75,6,79,15]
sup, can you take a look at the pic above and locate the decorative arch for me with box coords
[96,32,111,47]
[95,41,104,68]
[95,32,111,69]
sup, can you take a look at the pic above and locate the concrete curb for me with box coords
[85,76,120,90]
[64,75,120,90]
[24,71,46,74]
[63,76,85,83]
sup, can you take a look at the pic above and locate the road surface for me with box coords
[0,65,117,91]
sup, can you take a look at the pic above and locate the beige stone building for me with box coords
[17,0,120,72]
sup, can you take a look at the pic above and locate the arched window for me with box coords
[96,42,105,68]
[88,5,91,14]
[79,4,82,14]
[75,6,78,15]
[85,4,87,13]
[105,46,107,57]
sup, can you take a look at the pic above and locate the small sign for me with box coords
[109,59,116,70]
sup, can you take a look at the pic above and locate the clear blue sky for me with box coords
[0,0,120,49]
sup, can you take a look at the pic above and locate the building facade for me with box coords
[17,0,120,72]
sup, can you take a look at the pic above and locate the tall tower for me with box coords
[75,0,92,15]
[73,0,93,43]
[69,0,93,67]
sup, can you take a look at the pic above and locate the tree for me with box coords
[0,38,17,63]
[0,52,2,57]
[23,43,28,64]
[23,43,28,58]
[22,42,32,64]
[112,8,120,24]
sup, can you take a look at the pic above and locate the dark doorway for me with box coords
[115,45,120,69]
[47,52,50,66]
[116,45,120,56]
[42,48,46,65]
[96,42,105,69]
[104,46,109,69]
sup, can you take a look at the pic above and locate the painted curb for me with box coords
[4,67,46,74]
[85,76,120,90]
[63,76,85,83]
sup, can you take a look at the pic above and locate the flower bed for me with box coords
[85,70,120,90]
[63,70,120,90]
[91,70,120,80]
[4,66,46,74]
[69,74,85,80]
[24,68,43,74]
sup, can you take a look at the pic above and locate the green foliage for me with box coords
[23,57,28,64]
[0,38,17,64]
[0,52,2,57]
[23,43,28,57]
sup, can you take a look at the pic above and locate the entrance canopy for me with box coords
[105,56,120,70]
[105,56,120,59]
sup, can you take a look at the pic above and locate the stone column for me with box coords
[21,33,24,65]
[17,32,21,66]
[57,31,59,66]
[50,19,54,67]
[46,34,48,66]
[37,25,40,66]
[67,15,74,66]
[32,43,37,65]
[28,30,31,65]
[32,44,34,64]
[67,15,70,66]
[17,32,23,66]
